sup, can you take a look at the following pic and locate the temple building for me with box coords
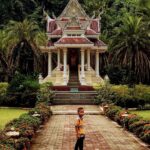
[40,0,107,86]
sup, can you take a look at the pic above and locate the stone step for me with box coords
[52,110,102,115]
[53,99,96,105]
[54,95,96,99]
[54,96,96,99]
[53,91,97,104]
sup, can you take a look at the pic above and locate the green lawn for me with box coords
[130,110,150,120]
[0,108,28,129]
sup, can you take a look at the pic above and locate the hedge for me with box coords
[0,102,52,150]
[95,84,150,109]
[105,105,150,144]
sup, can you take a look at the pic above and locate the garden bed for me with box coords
[0,103,52,150]
[104,105,150,145]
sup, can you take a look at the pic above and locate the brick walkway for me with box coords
[31,105,149,150]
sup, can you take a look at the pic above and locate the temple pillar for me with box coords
[48,51,52,77]
[95,50,100,77]
[63,48,67,84]
[57,49,61,71]
[81,49,85,84]
[87,49,91,71]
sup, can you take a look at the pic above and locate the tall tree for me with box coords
[0,19,47,80]
[110,14,150,83]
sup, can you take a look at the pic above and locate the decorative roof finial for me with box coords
[52,12,57,19]
[43,9,51,20]
[92,11,96,19]
[97,7,104,20]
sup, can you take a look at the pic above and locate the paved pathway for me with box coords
[31,105,149,150]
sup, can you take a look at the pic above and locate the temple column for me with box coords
[63,48,67,84]
[57,49,60,71]
[87,49,91,71]
[81,49,85,84]
[95,50,100,77]
[48,51,52,77]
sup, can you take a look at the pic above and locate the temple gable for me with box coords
[58,0,89,19]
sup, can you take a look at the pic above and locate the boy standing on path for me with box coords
[74,107,85,150]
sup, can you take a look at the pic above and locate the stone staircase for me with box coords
[52,71,97,105]
[53,91,97,105]
[68,71,80,88]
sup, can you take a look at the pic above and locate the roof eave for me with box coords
[54,43,94,47]
[92,46,108,50]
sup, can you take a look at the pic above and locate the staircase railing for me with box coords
[78,65,81,84]
[67,65,70,84]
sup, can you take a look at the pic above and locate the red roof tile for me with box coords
[55,37,93,45]
[51,29,62,35]
[91,39,106,47]
[85,29,97,35]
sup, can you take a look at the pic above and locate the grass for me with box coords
[130,110,150,120]
[0,108,28,129]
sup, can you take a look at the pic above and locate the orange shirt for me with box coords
[75,117,85,135]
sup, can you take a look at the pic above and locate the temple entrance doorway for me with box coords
[68,48,80,87]
[68,48,79,72]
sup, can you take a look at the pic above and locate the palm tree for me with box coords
[138,0,150,30]
[0,19,47,81]
[110,14,150,83]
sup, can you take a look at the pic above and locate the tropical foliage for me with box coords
[0,19,47,80]
[110,15,150,84]
[0,0,149,84]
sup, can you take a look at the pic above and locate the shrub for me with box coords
[140,133,150,144]
[15,137,30,150]
[29,103,52,123]
[107,65,136,85]
[95,84,118,105]
[111,85,129,96]
[109,84,150,109]
[105,105,122,120]
[37,82,54,105]
[5,73,40,107]
[0,144,15,150]
[0,131,15,150]
[129,120,150,135]
[1,101,52,149]
[0,83,8,105]
[0,83,8,95]
[17,114,41,129]
[107,65,127,85]
[104,105,150,144]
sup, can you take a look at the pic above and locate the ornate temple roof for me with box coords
[44,0,107,50]
[55,37,93,45]
[47,0,100,34]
